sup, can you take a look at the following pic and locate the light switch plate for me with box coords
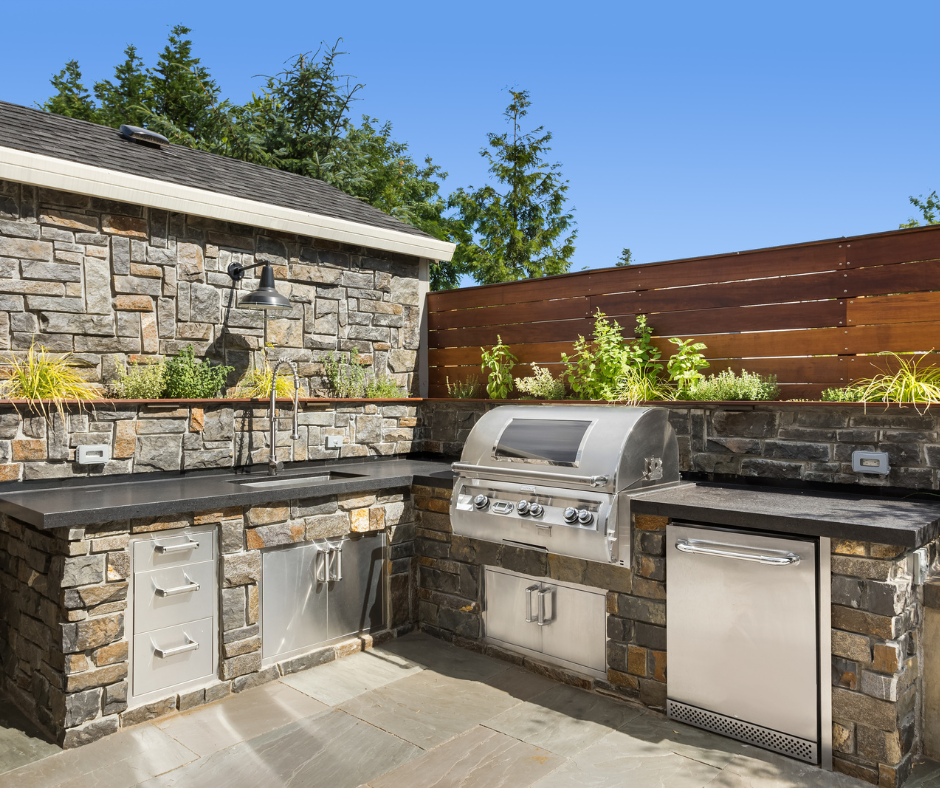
[77,444,111,465]
[325,435,343,449]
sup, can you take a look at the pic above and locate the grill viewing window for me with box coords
[494,418,592,466]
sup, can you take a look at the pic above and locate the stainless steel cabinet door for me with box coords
[667,523,818,741]
[483,567,542,653]
[539,581,607,673]
[327,534,385,641]
[262,542,328,660]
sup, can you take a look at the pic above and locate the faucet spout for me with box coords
[269,359,300,476]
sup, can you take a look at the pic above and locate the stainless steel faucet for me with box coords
[268,359,300,475]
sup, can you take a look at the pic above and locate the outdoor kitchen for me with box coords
[4,100,940,788]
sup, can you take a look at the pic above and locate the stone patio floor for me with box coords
[2,632,940,788]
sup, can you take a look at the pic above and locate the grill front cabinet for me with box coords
[483,566,606,677]
[261,532,384,663]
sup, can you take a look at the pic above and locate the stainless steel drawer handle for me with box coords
[154,574,200,597]
[154,536,199,554]
[537,588,553,625]
[152,634,199,659]
[524,584,540,623]
[675,538,800,566]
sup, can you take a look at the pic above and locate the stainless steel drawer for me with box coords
[133,617,214,697]
[134,560,215,633]
[133,530,213,571]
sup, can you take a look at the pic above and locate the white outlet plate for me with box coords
[325,435,343,449]
[77,444,111,465]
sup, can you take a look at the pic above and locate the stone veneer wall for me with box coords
[411,489,936,788]
[417,400,940,491]
[0,401,418,482]
[0,490,415,747]
[0,179,423,395]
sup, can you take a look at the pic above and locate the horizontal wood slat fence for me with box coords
[427,225,940,399]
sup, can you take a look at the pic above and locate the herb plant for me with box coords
[606,366,675,405]
[446,375,482,398]
[820,385,866,402]
[481,336,517,399]
[0,344,98,419]
[110,357,165,399]
[849,353,940,411]
[666,338,709,394]
[321,347,370,398]
[232,351,296,399]
[364,375,403,398]
[561,310,631,400]
[515,364,566,400]
[685,369,779,401]
[163,345,233,399]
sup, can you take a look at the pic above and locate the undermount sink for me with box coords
[232,471,365,490]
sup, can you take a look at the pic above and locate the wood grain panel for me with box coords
[428,297,590,331]
[429,342,577,368]
[430,318,594,349]
[843,227,940,267]
[636,300,845,337]
[844,258,940,299]
[847,292,940,326]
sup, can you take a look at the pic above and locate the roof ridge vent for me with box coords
[119,125,169,148]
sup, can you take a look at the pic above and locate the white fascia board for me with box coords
[0,146,456,261]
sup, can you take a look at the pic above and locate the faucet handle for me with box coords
[275,461,284,473]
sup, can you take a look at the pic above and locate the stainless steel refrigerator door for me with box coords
[483,567,543,653]
[538,581,607,673]
[327,534,385,641]
[262,542,329,660]
[667,523,818,742]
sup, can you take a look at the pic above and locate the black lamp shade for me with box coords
[237,264,292,312]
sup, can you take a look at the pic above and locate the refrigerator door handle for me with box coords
[537,587,553,625]
[675,538,800,566]
[524,584,539,623]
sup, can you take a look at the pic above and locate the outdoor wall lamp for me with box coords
[226,261,292,312]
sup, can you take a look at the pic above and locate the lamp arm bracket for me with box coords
[227,261,270,282]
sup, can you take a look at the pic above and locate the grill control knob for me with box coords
[517,500,530,515]
[529,503,544,517]
[577,509,594,525]
[474,495,490,510]
[563,507,579,523]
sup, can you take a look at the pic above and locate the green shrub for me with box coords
[666,337,709,394]
[605,366,675,404]
[0,344,98,420]
[163,345,233,399]
[685,369,779,401]
[481,336,517,399]
[846,353,940,410]
[446,375,482,398]
[110,357,165,399]
[515,364,566,400]
[562,310,636,400]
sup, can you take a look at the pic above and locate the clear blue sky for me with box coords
[2,0,937,275]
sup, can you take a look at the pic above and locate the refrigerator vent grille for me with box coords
[667,700,818,764]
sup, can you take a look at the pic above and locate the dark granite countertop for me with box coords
[630,482,940,548]
[0,457,455,530]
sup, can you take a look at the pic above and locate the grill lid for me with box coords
[456,405,679,494]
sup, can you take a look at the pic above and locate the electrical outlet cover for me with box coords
[325,435,343,449]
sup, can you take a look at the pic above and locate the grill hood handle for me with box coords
[451,462,609,488]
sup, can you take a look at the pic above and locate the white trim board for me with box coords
[0,146,456,261]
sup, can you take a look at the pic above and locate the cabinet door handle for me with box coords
[328,544,343,581]
[154,535,199,554]
[524,584,540,623]
[153,574,200,597]
[315,549,328,583]
[153,633,199,659]
[537,588,553,626]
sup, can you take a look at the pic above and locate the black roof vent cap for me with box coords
[119,125,169,148]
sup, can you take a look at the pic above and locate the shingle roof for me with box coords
[0,101,431,239]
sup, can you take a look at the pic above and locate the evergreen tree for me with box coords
[43,61,99,122]
[448,89,576,285]
[616,248,633,267]
[149,25,220,135]
[94,45,153,128]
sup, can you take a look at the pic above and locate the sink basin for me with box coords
[232,471,364,490]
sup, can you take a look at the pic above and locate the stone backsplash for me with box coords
[0,179,423,395]
[0,401,417,482]
[417,400,940,491]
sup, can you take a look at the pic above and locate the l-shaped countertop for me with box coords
[2,455,940,548]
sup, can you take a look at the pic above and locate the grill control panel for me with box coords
[456,487,602,533]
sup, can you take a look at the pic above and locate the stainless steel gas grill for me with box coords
[451,405,680,565]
